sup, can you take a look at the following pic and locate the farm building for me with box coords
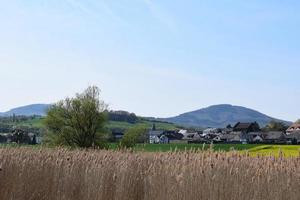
[286,132,300,144]
[263,131,286,144]
[233,122,260,133]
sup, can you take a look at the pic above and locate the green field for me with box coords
[108,143,300,156]
[14,117,45,128]
[1,143,299,157]
[10,117,178,130]
[132,143,263,152]
[105,120,178,130]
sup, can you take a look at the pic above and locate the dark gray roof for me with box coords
[286,132,300,140]
[234,123,253,129]
[149,130,164,136]
[220,132,241,140]
[248,132,263,136]
[264,132,285,140]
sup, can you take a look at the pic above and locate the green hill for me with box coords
[5,117,178,131]
[162,104,291,128]
[0,104,50,116]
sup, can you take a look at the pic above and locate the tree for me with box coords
[263,120,288,132]
[119,126,147,149]
[108,111,138,123]
[44,86,108,148]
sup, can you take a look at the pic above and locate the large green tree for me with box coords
[263,120,288,132]
[44,86,108,148]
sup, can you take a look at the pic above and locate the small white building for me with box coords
[149,130,164,144]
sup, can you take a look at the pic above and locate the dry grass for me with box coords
[0,147,299,200]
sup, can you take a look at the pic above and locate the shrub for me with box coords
[119,126,147,148]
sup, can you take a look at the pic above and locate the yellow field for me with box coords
[246,145,300,157]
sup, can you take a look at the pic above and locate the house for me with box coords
[220,132,241,143]
[212,135,222,143]
[202,128,222,136]
[159,135,169,144]
[149,130,164,144]
[182,132,201,141]
[286,123,300,135]
[149,124,163,144]
[163,131,184,143]
[220,132,239,143]
[253,135,263,143]
[220,131,252,144]
[263,131,286,144]
[233,122,260,133]
[248,132,264,143]
[286,132,300,144]
[178,129,188,134]
[149,130,183,144]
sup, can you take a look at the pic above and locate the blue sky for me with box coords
[0,0,299,121]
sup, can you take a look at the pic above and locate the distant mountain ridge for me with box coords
[0,104,292,128]
[0,104,51,116]
[161,104,291,128]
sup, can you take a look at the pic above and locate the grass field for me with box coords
[109,143,261,151]
[10,117,179,130]
[105,120,178,130]
[1,142,299,157]
[1,143,299,157]
[13,117,45,128]
[108,143,300,157]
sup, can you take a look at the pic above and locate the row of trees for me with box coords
[108,111,138,124]
[0,115,40,124]
[262,120,289,132]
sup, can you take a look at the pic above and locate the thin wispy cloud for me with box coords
[64,0,125,24]
[65,0,97,17]
[143,0,177,32]
[98,1,125,24]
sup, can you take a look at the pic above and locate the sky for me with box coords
[0,0,299,121]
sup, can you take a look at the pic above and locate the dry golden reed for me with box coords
[0,147,299,200]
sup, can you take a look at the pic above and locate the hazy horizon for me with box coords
[1,1,299,121]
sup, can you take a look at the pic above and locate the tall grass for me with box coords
[0,147,299,200]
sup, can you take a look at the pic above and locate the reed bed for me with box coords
[0,147,299,200]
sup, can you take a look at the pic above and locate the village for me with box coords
[146,122,300,145]
[1,120,300,146]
